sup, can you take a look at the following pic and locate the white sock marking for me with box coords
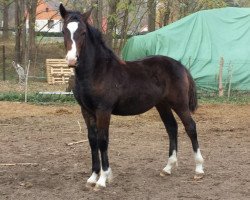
[87,172,98,184]
[66,22,79,64]
[195,148,204,174]
[163,150,177,174]
[96,168,112,188]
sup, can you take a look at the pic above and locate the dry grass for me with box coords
[0,80,67,93]
[0,38,65,81]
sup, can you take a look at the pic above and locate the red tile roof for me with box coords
[36,0,61,20]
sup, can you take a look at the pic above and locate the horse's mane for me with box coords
[66,11,83,22]
[86,23,124,64]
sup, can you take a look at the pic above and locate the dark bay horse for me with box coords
[59,4,204,190]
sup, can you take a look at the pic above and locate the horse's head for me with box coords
[59,4,92,67]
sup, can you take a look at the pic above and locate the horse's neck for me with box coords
[75,39,98,80]
[76,37,114,81]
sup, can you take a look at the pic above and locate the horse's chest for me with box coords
[74,82,112,112]
[73,83,95,110]
[74,89,94,110]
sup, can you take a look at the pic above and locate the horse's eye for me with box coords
[62,30,65,34]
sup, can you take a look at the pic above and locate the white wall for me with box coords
[26,19,62,33]
[35,20,62,32]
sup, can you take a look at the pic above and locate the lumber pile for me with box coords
[46,59,74,84]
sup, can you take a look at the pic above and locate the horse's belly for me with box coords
[112,96,158,116]
[112,106,153,116]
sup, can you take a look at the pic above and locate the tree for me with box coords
[0,0,14,40]
[174,0,227,19]
[106,0,119,48]
[13,0,38,65]
[226,0,250,7]
[147,0,156,32]
[14,0,22,63]
[197,0,227,9]
[20,0,27,62]
[118,0,133,52]
[157,0,174,27]
[92,0,103,31]
[26,0,38,62]
[66,0,90,12]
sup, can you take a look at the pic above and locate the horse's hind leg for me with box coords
[156,103,178,176]
[174,107,204,177]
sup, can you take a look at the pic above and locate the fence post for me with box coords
[24,60,30,103]
[227,63,233,100]
[2,45,6,81]
[218,57,224,97]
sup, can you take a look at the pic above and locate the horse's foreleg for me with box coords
[94,110,113,190]
[86,124,100,187]
[156,104,178,176]
[81,108,100,188]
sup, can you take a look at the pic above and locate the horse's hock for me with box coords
[46,59,74,84]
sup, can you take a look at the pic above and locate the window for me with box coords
[48,20,54,29]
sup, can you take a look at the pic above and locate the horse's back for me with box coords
[126,55,186,76]
[112,55,190,115]
[125,55,188,88]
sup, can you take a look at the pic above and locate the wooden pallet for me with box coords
[46,59,74,84]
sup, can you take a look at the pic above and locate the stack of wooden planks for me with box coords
[46,59,74,84]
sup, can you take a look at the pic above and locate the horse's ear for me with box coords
[82,8,93,22]
[59,3,67,19]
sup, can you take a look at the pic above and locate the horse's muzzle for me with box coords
[66,55,79,68]
[66,59,77,68]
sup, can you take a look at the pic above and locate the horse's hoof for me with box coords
[93,184,105,191]
[194,173,204,180]
[85,182,96,189]
[107,173,113,183]
[160,170,171,177]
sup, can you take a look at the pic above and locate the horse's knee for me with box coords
[88,126,98,147]
[185,120,198,138]
[166,124,177,135]
[96,130,109,151]
[88,131,97,141]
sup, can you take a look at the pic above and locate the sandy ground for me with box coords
[0,102,249,200]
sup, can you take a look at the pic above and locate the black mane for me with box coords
[86,23,122,64]
[66,11,83,22]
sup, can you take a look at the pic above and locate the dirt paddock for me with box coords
[0,102,249,200]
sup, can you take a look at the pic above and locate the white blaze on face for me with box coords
[66,22,79,66]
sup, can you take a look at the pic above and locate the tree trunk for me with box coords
[163,1,172,26]
[27,0,38,62]
[118,0,132,53]
[14,0,21,63]
[21,1,27,63]
[3,1,10,40]
[92,0,103,31]
[106,0,119,48]
[218,57,224,97]
[14,0,28,64]
[147,0,156,32]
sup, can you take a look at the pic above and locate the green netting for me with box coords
[122,7,250,91]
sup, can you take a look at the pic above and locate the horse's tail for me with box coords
[186,69,198,113]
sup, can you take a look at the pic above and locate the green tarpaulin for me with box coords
[122,7,250,91]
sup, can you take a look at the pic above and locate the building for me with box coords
[28,0,62,33]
